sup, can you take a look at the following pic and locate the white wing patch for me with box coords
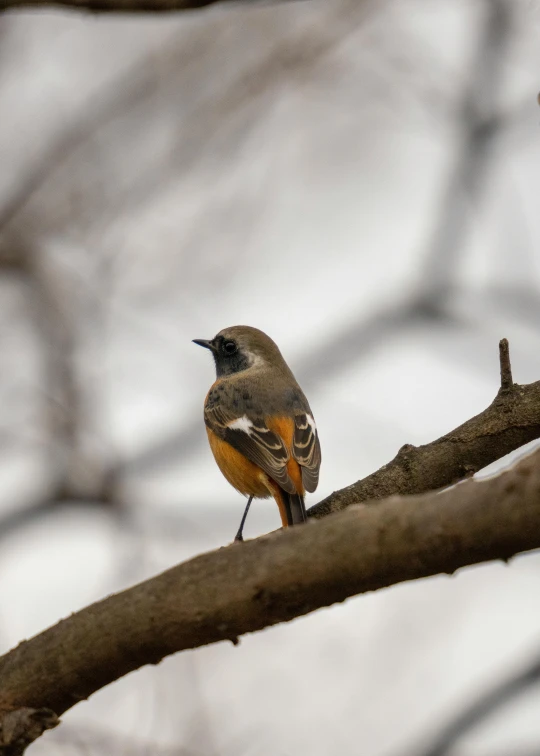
[228,415,271,434]
[306,414,317,433]
[228,415,254,434]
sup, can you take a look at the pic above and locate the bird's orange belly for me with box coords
[206,428,271,498]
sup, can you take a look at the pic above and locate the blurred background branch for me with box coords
[0,0,299,13]
[417,651,540,756]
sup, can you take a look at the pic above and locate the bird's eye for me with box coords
[223,340,237,355]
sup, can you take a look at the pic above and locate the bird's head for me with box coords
[193,325,287,378]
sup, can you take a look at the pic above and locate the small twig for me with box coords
[499,337,513,392]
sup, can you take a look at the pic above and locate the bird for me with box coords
[193,325,321,541]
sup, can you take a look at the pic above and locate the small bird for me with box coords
[193,325,321,541]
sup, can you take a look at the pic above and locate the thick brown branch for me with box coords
[1,446,540,745]
[308,376,540,518]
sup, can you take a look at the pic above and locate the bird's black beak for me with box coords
[192,338,216,352]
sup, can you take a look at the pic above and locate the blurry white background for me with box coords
[0,0,540,753]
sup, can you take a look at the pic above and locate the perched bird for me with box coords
[193,325,321,541]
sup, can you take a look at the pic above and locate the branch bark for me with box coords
[1,340,540,753]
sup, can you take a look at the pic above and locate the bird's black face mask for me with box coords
[193,336,251,377]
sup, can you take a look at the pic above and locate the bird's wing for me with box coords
[204,399,296,494]
[292,412,321,493]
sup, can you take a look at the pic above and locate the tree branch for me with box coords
[309,339,540,518]
[1,340,540,753]
[1,446,540,751]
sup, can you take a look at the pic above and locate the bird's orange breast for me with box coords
[206,428,270,498]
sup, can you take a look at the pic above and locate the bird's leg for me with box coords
[234,496,253,542]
